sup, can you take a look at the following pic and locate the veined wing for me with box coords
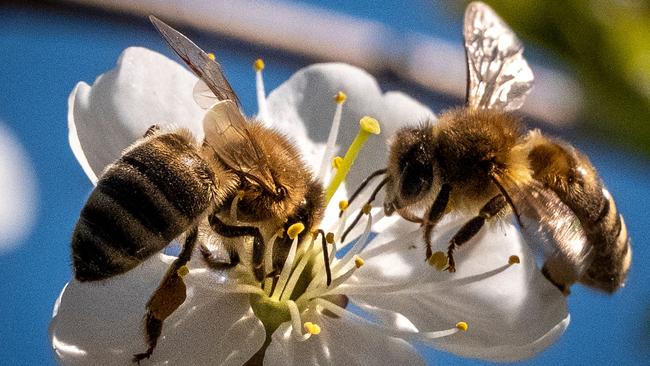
[464,2,533,111]
[150,16,240,107]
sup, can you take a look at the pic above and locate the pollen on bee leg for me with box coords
[508,255,521,265]
[287,222,305,240]
[254,58,269,123]
[304,322,321,335]
[324,116,382,204]
[428,251,448,271]
[176,265,189,277]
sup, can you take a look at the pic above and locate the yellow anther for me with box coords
[338,200,349,211]
[359,116,381,135]
[207,53,216,61]
[287,222,305,240]
[508,255,521,265]
[362,204,372,215]
[176,265,189,277]
[325,232,335,244]
[331,156,343,170]
[354,256,365,268]
[254,58,265,71]
[456,321,469,332]
[334,91,347,104]
[304,322,321,335]
[428,251,448,271]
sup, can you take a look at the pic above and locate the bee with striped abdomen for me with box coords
[71,17,326,362]
[345,1,631,295]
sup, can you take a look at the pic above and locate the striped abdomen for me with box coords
[528,134,631,293]
[72,132,215,281]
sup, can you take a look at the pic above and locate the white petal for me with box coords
[68,47,205,182]
[349,215,569,361]
[266,63,434,190]
[50,254,265,365]
[264,306,426,366]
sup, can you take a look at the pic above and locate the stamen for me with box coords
[455,321,469,331]
[207,53,216,61]
[338,200,349,212]
[304,322,321,335]
[287,300,312,341]
[176,265,189,277]
[324,116,381,204]
[331,156,343,170]
[354,256,365,268]
[508,255,521,265]
[428,251,448,271]
[317,91,347,181]
[332,209,373,275]
[279,238,317,301]
[287,222,305,240]
[271,235,301,300]
[264,230,282,293]
[254,58,269,123]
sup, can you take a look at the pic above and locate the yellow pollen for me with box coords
[253,58,265,71]
[428,251,448,271]
[325,232,335,244]
[354,256,365,268]
[207,53,216,61]
[287,222,305,240]
[339,200,349,211]
[324,116,382,204]
[331,156,343,170]
[362,204,372,215]
[359,116,381,135]
[334,91,347,104]
[456,321,469,332]
[176,265,189,277]
[508,255,521,265]
[304,322,321,335]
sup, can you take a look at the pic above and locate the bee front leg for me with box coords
[132,226,198,363]
[208,212,266,281]
[423,183,452,260]
[143,124,161,138]
[445,194,507,272]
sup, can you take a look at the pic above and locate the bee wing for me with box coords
[493,173,593,278]
[464,2,534,111]
[203,100,275,192]
[150,16,241,107]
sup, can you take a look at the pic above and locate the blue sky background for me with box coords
[0,1,648,365]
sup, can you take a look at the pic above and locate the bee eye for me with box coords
[400,160,433,200]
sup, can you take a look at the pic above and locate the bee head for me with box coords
[385,124,438,214]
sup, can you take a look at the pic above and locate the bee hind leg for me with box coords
[445,194,507,272]
[132,226,198,363]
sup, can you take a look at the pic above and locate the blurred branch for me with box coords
[61,0,583,127]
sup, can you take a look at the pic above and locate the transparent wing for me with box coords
[493,172,593,279]
[464,2,534,111]
[150,16,241,107]
[203,100,275,192]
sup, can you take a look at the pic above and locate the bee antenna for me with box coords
[341,177,388,242]
[339,168,387,218]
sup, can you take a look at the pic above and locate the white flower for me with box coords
[51,47,569,365]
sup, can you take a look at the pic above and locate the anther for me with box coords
[331,156,343,170]
[176,265,189,277]
[362,204,372,215]
[287,223,305,240]
[325,232,335,244]
[304,322,321,335]
[339,200,349,211]
[508,255,521,265]
[455,321,469,332]
[253,58,265,71]
[359,116,381,135]
[354,256,365,268]
[334,91,347,104]
[207,53,216,61]
[428,251,448,271]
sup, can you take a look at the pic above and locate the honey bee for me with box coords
[71,16,327,362]
[346,1,631,295]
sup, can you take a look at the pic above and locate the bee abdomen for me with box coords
[582,189,632,292]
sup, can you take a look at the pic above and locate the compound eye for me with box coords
[400,160,433,201]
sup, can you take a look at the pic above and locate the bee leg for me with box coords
[423,183,452,260]
[208,212,266,281]
[445,194,507,272]
[199,244,241,270]
[133,226,198,363]
[143,124,161,138]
